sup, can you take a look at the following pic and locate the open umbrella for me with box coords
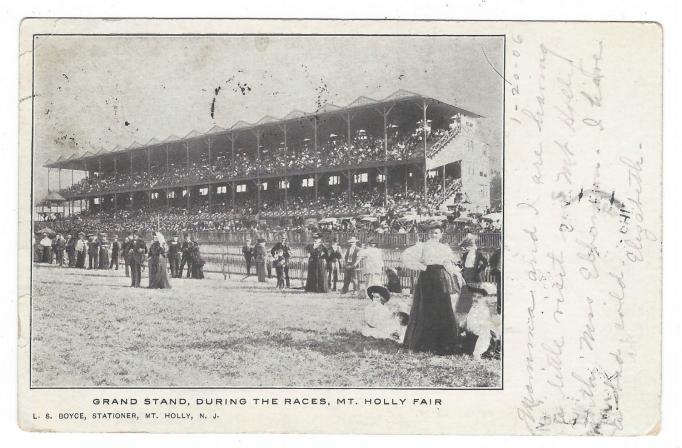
[36,227,55,235]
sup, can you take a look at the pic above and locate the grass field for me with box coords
[30,264,501,388]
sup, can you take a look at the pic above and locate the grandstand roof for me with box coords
[44,89,483,169]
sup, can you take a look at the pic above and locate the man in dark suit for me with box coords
[65,234,76,267]
[269,235,290,287]
[87,235,99,269]
[110,235,120,270]
[460,236,488,284]
[167,235,181,278]
[242,238,254,277]
[128,231,147,288]
[340,236,360,294]
[179,234,193,278]
[121,235,132,277]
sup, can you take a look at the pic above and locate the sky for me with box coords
[32,34,503,201]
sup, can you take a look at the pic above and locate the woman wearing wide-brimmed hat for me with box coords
[401,223,458,355]
[304,233,329,293]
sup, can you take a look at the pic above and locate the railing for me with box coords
[189,230,501,249]
[203,251,497,290]
[426,126,461,158]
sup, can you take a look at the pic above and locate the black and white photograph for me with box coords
[30,33,503,389]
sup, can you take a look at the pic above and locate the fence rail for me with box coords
[189,230,500,249]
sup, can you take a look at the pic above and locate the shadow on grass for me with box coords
[181,328,402,356]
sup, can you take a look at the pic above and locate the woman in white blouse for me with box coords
[401,224,459,355]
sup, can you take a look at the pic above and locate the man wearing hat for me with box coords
[75,232,87,268]
[327,238,343,291]
[39,233,52,264]
[98,233,110,269]
[358,238,384,298]
[340,237,360,294]
[53,233,66,266]
[460,235,488,284]
[128,231,148,288]
[242,237,254,277]
[121,234,132,277]
[87,234,99,269]
[65,233,76,267]
[180,234,193,278]
[109,235,120,270]
[270,235,290,287]
[167,235,180,278]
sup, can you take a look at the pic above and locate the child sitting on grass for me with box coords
[361,285,409,343]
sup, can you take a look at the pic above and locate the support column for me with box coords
[186,142,190,210]
[231,181,236,209]
[230,133,235,168]
[383,109,389,206]
[442,165,446,203]
[313,118,318,164]
[47,167,50,191]
[422,99,429,202]
[283,125,288,214]
[207,137,212,209]
[314,173,319,202]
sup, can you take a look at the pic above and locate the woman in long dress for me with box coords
[148,232,172,289]
[401,224,458,355]
[305,234,330,293]
[254,239,267,283]
[190,242,205,279]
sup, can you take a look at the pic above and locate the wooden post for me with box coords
[422,99,429,202]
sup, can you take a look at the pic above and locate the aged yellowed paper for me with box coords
[18,18,661,434]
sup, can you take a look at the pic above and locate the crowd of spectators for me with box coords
[59,122,458,198]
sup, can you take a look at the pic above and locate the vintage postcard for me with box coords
[17,19,661,434]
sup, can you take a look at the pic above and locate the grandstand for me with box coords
[42,89,493,227]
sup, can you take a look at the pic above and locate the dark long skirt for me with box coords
[148,255,172,289]
[99,249,110,269]
[191,261,204,279]
[305,259,329,293]
[403,265,458,355]
[256,261,266,282]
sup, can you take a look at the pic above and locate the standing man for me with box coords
[110,235,120,270]
[242,237,254,277]
[75,232,88,268]
[39,233,52,263]
[53,233,66,266]
[358,238,384,296]
[167,235,180,278]
[180,234,193,278]
[98,233,110,269]
[122,234,132,277]
[340,237,360,294]
[128,231,147,288]
[270,235,290,288]
[460,236,488,284]
[65,234,76,267]
[87,235,99,270]
[327,238,343,291]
